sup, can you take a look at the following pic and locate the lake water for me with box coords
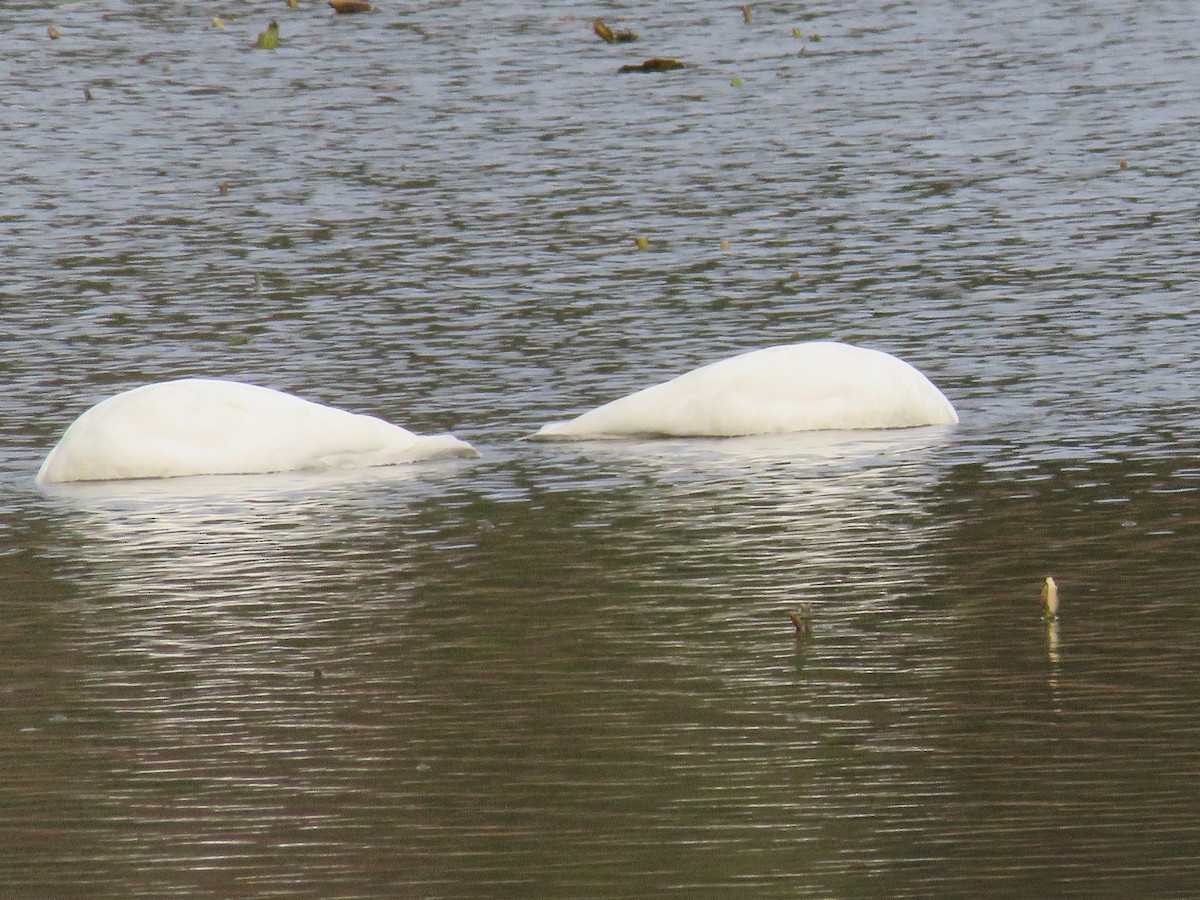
[3,0,1200,896]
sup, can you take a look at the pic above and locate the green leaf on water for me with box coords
[256,20,280,49]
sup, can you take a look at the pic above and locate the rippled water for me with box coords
[4,0,1200,896]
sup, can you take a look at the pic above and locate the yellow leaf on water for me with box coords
[1042,576,1059,621]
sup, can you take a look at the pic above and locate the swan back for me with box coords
[531,342,957,440]
[36,378,477,484]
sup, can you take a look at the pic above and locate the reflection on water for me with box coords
[9,438,1200,896]
[5,0,1200,895]
[23,436,964,897]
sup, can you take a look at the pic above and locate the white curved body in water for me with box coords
[36,378,478,484]
[531,342,958,440]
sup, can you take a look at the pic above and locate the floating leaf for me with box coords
[212,16,224,28]
[741,5,753,24]
[730,76,744,87]
[256,20,280,48]
[618,57,685,74]
[287,0,299,8]
[789,603,813,637]
[1119,158,1129,170]
[593,18,637,43]
[329,0,372,12]
[720,240,731,251]
[83,87,93,101]
[634,236,650,251]
[47,26,61,39]
[1042,576,1059,621]
[791,27,803,39]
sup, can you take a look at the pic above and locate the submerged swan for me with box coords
[36,378,478,484]
[530,341,957,440]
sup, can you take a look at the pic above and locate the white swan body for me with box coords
[36,378,478,484]
[530,342,957,440]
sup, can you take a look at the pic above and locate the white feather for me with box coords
[531,342,957,440]
[36,378,477,484]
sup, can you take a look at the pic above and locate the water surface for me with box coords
[3,1,1200,896]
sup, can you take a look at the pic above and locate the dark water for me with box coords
[4,1,1200,896]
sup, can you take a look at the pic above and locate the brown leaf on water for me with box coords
[47,26,61,39]
[329,0,372,12]
[618,57,684,74]
[789,603,813,637]
[593,18,638,43]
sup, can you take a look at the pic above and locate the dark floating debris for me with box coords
[618,57,685,74]
[594,18,638,43]
[789,602,813,638]
[330,0,373,12]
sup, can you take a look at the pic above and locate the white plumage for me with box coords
[530,342,957,440]
[36,378,477,484]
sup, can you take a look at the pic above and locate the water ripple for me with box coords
[5,0,1200,895]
